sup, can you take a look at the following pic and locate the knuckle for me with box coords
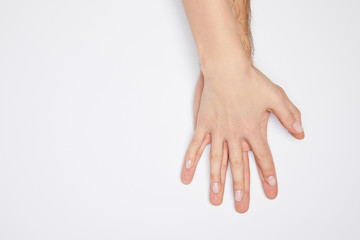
[186,149,196,160]
[284,112,295,125]
[230,159,243,168]
[191,136,203,146]
[259,162,272,172]
[211,120,223,132]
[275,85,284,93]
[228,130,239,139]
[255,151,267,162]
[242,123,258,139]
[210,151,222,162]
[272,88,285,104]
[204,134,212,144]
[255,151,272,165]
[226,126,240,139]
[210,173,220,179]
[233,182,244,190]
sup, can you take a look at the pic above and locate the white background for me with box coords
[1,0,359,239]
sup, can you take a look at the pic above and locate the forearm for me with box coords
[182,0,250,74]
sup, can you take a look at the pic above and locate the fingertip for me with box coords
[210,201,222,206]
[181,131,209,186]
[235,191,250,213]
[292,120,303,132]
[209,181,225,206]
[210,195,223,206]
[235,205,249,214]
[263,176,278,199]
[290,131,305,140]
[181,176,192,185]
[181,169,194,185]
[265,187,278,200]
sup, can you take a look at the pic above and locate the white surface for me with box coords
[0,0,359,239]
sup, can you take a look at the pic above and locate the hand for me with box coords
[181,62,304,213]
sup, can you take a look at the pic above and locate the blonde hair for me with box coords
[230,0,253,62]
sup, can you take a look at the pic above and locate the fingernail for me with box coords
[293,120,303,133]
[267,176,277,186]
[234,190,243,201]
[185,159,192,169]
[211,182,220,194]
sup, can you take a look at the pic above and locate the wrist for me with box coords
[199,48,251,79]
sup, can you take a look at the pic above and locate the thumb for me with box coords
[271,102,305,139]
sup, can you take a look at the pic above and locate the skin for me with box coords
[181,0,305,214]
[230,0,253,62]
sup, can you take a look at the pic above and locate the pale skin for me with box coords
[181,0,305,213]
